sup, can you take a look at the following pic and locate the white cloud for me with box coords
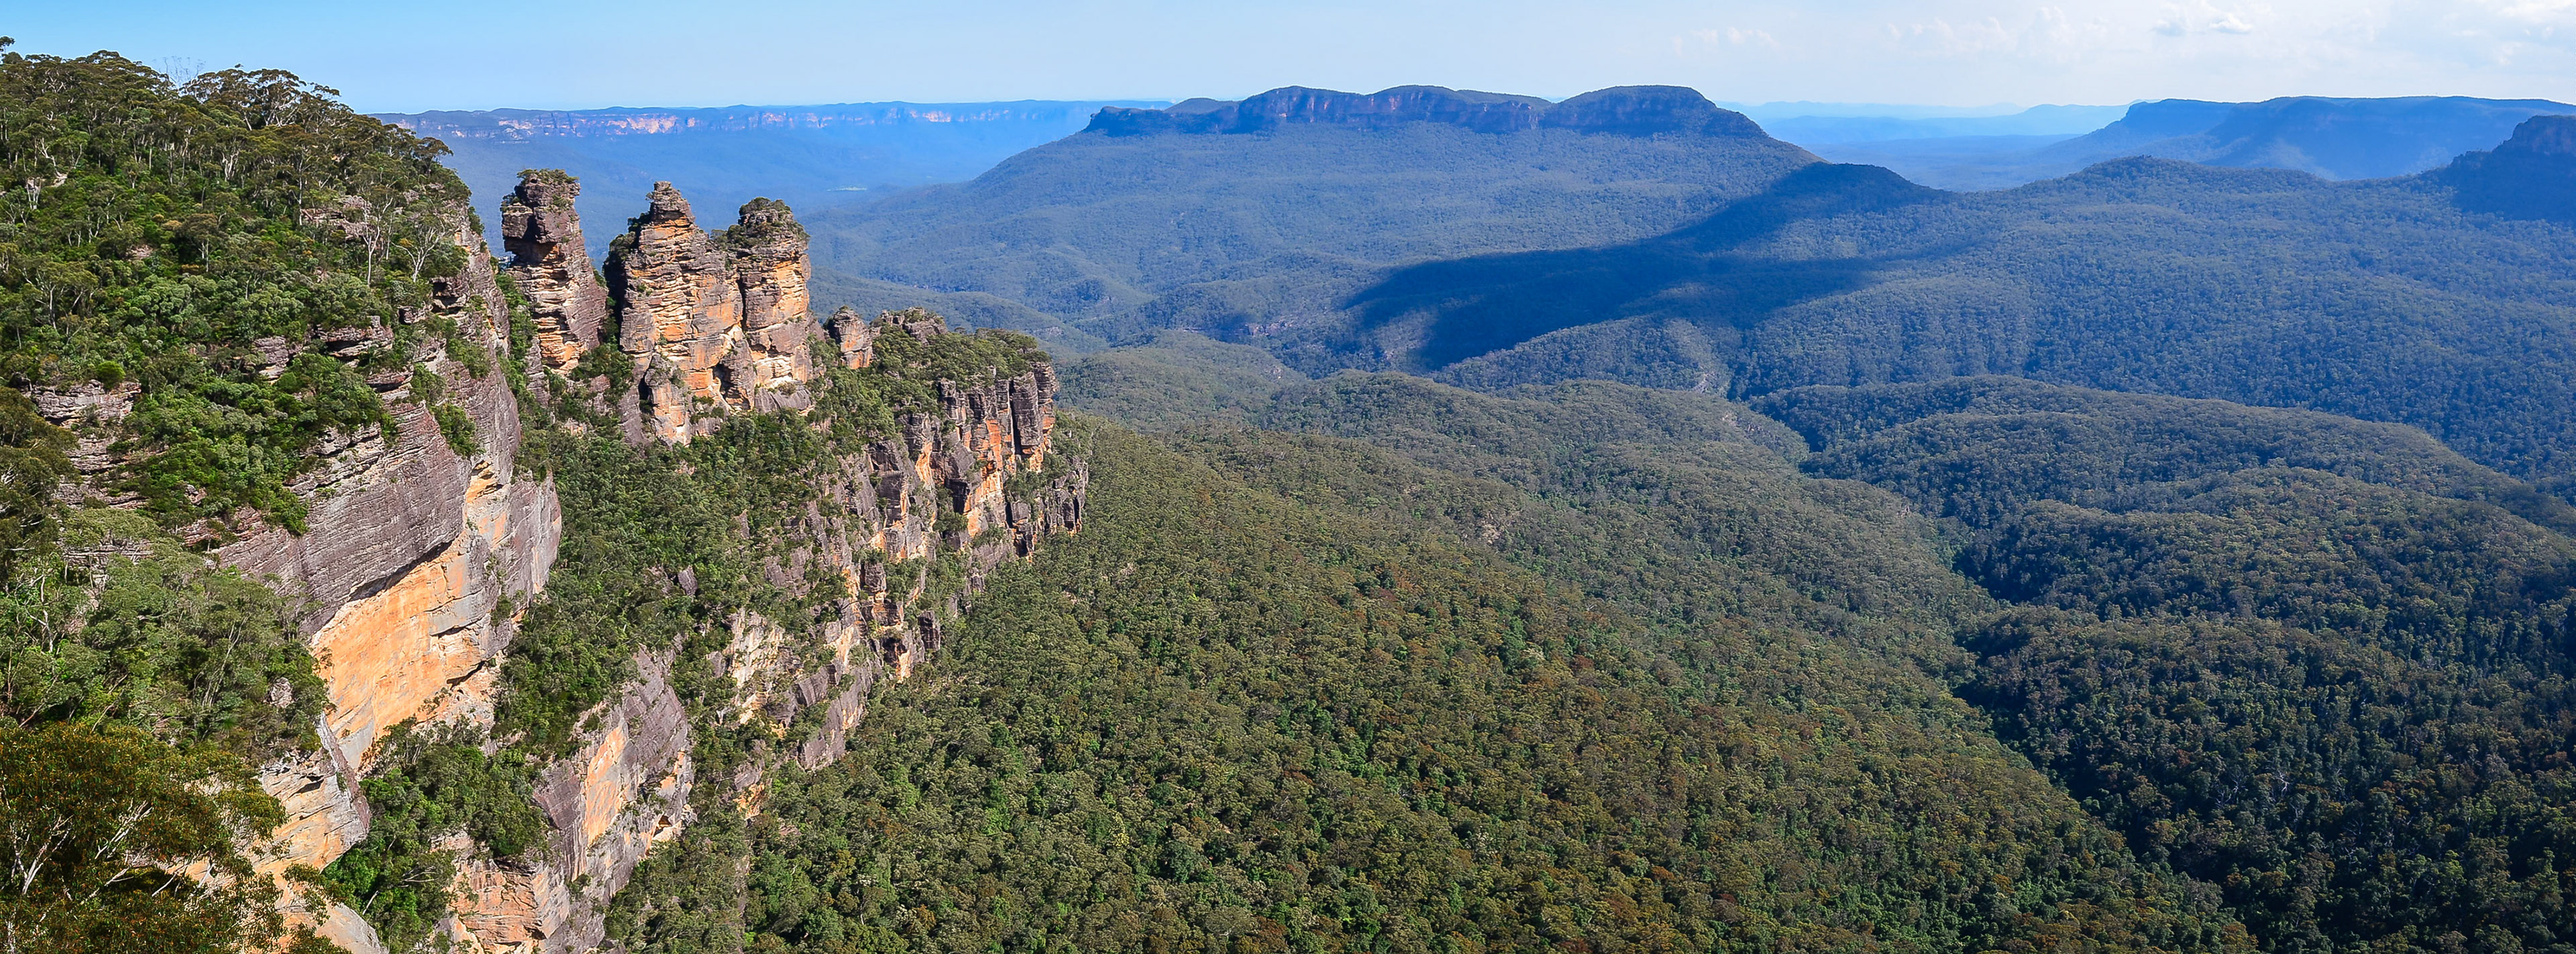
[1688,26,1781,48]
[2151,2,2261,38]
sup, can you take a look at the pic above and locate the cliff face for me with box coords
[448,651,692,953]
[2435,113,2576,223]
[720,311,1083,774]
[37,207,573,953]
[606,182,821,441]
[229,172,1082,954]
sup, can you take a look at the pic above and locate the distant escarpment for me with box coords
[1088,83,1765,137]
[2432,112,2576,223]
[802,83,1814,356]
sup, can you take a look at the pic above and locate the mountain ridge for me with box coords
[1088,83,1767,137]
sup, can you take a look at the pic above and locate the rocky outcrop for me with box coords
[713,311,1084,770]
[442,309,1082,953]
[727,198,820,406]
[123,176,1079,954]
[449,653,692,953]
[2434,113,2576,223]
[824,306,874,368]
[606,183,821,441]
[1540,86,1768,137]
[501,170,610,372]
[1088,84,1765,138]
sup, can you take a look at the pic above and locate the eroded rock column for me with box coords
[499,170,608,372]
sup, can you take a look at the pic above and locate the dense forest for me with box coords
[623,422,2243,953]
[799,91,1819,352]
[1049,343,2576,952]
[1754,377,2576,951]
[1329,154,2576,482]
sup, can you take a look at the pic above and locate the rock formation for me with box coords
[448,652,692,953]
[62,174,1085,954]
[433,308,1081,954]
[2434,113,2576,223]
[500,170,610,372]
[824,305,875,368]
[606,182,821,441]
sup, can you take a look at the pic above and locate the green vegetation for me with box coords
[615,422,2241,953]
[0,46,494,953]
[1755,377,2576,951]
[0,44,472,535]
[804,114,1817,344]
[1057,344,2576,951]
[1325,157,2576,482]
[316,724,543,953]
[0,721,317,954]
[431,402,477,455]
[496,335,1011,761]
[1057,330,1307,430]
[819,99,2576,482]
[0,385,71,580]
[14,36,2576,954]
[863,311,1044,405]
[0,508,323,758]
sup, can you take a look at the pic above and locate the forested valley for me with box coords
[3,46,2575,954]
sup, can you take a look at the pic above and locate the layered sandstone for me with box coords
[824,306,875,368]
[429,310,1081,954]
[607,182,821,441]
[131,210,568,953]
[448,653,692,953]
[500,170,610,372]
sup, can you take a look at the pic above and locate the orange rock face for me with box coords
[208,193,1080,954]
[606,182,820,441]
[199,215,563,954]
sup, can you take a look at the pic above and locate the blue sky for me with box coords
[14,0,2576,113]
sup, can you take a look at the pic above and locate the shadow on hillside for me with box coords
[1346,163,1945,370]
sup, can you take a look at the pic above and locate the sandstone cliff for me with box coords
[198,173,1083,954]
[16,201,569,954]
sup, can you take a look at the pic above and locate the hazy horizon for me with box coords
[14,1,2575,114]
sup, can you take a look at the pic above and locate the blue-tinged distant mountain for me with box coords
[800,85,1818,352]
[1818,95,2576,190]
[378,101,1163,258]
[2049,95,2576,178]
[1299,119,2576,480]
[2428,113,2576,223]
